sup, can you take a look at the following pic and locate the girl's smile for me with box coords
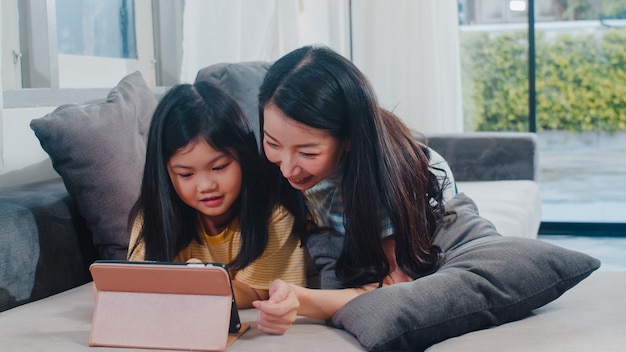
[200,194,224,207]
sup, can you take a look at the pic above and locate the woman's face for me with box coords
[263,103,349,191]
[167,139,242,230]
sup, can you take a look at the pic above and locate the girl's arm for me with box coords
[185,258,270,309]
[231,280,269,309]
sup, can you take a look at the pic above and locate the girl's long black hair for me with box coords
[259,45,448,287]
[129,81,276,271]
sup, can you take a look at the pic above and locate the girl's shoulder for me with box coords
[270,205,295,223]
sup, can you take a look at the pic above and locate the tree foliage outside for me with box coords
[460,26,626,132]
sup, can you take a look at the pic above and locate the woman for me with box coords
[252,45,456,333]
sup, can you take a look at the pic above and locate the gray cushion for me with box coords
[195,61,271,142]
[427,132,538,182]
[30,72,157,260]
[329,193,601,351]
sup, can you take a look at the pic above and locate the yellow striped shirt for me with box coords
[128,206,305,289]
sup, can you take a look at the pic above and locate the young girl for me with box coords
[252,45,457,333]
[127,81,306,308]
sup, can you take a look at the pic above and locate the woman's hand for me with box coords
[381,236,413,285]
[252,279,299,335]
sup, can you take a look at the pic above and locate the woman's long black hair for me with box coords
[128,81,276,271]
[258,45,448,287]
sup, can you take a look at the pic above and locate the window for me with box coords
[56,0,137,59]
[459,0,626,234]
[23,0,153,90]
[2,0,173,102]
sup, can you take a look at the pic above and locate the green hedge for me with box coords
[460,27,626,132]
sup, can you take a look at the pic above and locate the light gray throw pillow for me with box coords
[30,72,157,260]
[195,61,271,142]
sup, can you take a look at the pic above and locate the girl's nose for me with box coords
[198,175,217,192]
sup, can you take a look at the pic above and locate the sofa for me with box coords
[1,62,622,351]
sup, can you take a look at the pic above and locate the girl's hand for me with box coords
[252,279,299,335]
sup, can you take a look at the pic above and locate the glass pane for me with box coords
[458,0,530,132]
[459,0,626,225]
[56,0,137,59]
[535,0,626,223]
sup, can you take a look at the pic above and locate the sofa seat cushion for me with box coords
[456,180,541,239]
[426,271,626,352]
[0,272,623,351]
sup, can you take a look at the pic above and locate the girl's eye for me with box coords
[300,152,317,158]
[179,173,193,178]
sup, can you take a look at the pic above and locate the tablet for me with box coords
[89,260,244,351]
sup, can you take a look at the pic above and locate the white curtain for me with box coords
[351,0,463,134]
[180,0,462,133]
[180,0,351,83]
[0,5,4,170]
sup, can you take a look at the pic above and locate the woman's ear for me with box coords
[343,139,351,152]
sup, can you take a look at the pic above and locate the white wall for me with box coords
[0,106,60,187]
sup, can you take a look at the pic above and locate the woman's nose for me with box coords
[279,155,301,178]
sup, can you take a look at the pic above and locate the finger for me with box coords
[256,321,289,335]
[254,301,289,317]
[267,280,289,303]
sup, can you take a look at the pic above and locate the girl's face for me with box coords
[263,103,349,191]
[167,139,242,231]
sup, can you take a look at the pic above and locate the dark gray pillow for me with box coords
[30,72,156,260]
[195,61,271,142]
[329,193,601,351]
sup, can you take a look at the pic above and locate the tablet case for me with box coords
[89,261,245,351]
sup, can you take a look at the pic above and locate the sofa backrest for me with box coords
[195,61,271,144]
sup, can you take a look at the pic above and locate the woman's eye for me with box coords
[265,140,279,149]
[300,152,317,158]
[179,173,193,178]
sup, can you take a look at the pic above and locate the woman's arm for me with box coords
[252,279,375,334]
[252,236,412,334]
[290,284,367,320]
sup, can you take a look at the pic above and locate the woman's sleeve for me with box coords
[303,232,344,289]
[428,146,458,202]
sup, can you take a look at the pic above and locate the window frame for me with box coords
[2,0,182,109]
